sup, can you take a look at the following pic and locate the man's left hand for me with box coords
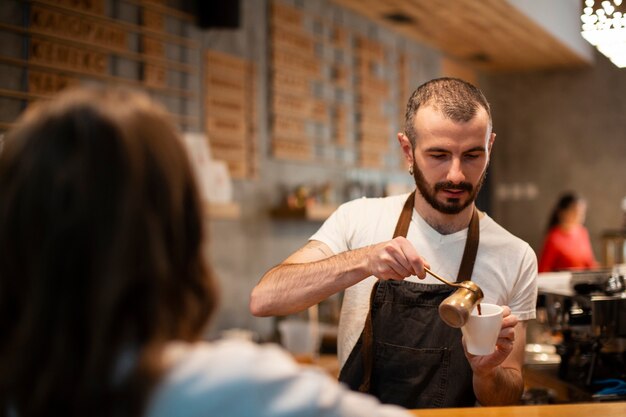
[463,305,518,375]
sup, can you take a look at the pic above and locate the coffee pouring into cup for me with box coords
[423,267,484,328]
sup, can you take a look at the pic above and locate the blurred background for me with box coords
[1,1,625,388]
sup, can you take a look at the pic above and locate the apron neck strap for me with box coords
[392,191,415,239]
[457,209,479,282]
[393,191,480,282]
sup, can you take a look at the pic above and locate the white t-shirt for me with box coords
[145,339,411,417]
[310,193,538,368]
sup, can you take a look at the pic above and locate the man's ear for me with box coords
[488,132,496,153]
[397,132,413,166]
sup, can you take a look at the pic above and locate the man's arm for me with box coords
[250,240,369,317]
[250,238,428,317]
[468,311,527,405]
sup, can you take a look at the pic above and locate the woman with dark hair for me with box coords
[538,192,598,272]
[0,88,410,417]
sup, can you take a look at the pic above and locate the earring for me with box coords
[408,165,414,176]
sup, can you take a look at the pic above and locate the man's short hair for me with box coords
[404,77,492,146]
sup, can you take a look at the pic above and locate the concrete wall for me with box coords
[482,50,626,262]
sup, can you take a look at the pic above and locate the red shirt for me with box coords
[538,225,598,272]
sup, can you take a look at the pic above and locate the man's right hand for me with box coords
[250,237,428,317]
[364,236,429,281]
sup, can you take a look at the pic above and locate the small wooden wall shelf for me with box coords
[270,204,337,222]
[205,202,241,220]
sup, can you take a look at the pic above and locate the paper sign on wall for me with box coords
[182,132,233,204]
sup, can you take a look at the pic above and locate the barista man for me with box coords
[251,78,538,408]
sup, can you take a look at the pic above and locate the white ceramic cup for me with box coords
[278,319,320,363]
[461,303,504,356]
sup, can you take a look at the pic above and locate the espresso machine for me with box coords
[538,267,626,401]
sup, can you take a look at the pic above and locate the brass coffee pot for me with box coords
[424,267,484,328]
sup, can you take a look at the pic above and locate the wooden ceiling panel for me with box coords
[332,0,590,72]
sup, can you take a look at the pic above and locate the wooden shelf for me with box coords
[270,204,338,221]
[205,202,241,220]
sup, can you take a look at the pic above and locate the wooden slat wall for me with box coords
[205,49,257,179]
[0,0,199,131]
[269,0,407,169]
[355,35,392,169]
[269,1,316,161]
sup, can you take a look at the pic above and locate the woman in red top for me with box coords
[538,192,599,272]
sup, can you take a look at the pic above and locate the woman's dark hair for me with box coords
[0,88,218,417]
[547,192,581,230]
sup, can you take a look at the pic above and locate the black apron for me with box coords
[338,191,480,408]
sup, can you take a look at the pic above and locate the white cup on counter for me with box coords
[278,319,320,364]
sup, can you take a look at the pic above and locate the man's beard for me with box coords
[412,160,488,215]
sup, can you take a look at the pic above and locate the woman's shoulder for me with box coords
[146,339,411,417]
[145,340,300,417]
[161,339,299,385]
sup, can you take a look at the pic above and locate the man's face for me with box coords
[412,157,487,215]
[406,105,494,215]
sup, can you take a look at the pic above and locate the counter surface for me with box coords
[410,402,626,417]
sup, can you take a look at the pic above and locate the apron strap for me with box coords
[456,208,479,282]
[358,191,480,393]
[392,190,416,239]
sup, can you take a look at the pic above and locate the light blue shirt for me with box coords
[145,339,411,417]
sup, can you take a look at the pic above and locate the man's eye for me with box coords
[430,154,447,160]
[464,153,480,160]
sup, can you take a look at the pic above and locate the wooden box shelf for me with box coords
[205,202,241,220]
[270,204,337,222]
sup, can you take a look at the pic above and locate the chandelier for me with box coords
[581,0,626,67]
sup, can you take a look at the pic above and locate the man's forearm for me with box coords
[250,247,371,317]
[473,365,524,406]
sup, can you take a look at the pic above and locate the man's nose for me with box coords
[446,158,466,183]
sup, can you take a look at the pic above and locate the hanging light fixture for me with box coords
[581,0,626,67]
